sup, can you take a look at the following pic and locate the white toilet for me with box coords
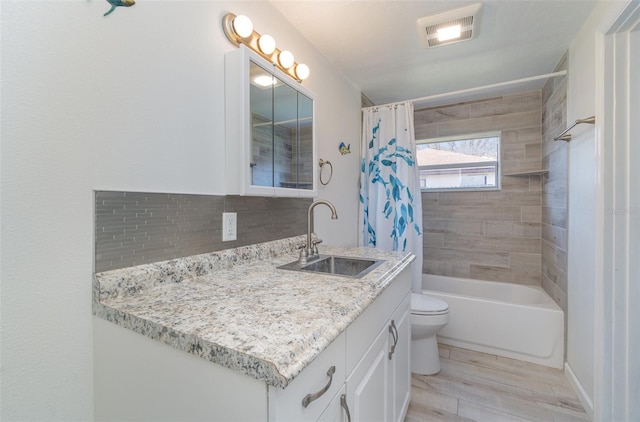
[410,292,449,375]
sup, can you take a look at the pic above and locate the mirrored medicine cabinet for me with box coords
[225,45,317,197]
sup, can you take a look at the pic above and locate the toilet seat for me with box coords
[411,293,449,316]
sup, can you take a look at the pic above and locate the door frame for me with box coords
[595,1,640,420]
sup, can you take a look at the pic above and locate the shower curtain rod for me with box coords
[363,70,568,111]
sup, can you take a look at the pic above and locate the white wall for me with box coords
[565,0,629,415]
[0,1,360,419]
[313,90,362,246]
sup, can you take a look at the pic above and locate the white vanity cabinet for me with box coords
[388,294,412,422]
[317,385,347,422]
[225,45,317,197]
[268,332,346,421]
[268,266,411,422]
[343,270,411,422]
[94,266,411,422]
[345,318,390,420]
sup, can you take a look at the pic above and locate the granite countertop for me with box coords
[93,235,414,388]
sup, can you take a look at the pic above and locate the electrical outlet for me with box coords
[222,212,237,242]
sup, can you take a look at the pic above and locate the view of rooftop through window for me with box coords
[416,133,500,191]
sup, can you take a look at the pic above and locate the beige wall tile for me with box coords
[502,144,526,160]
[424,232,445,248]
[502,127,543,145]
[424,220,485,236]
[541,70,568,303]
[423,260,471,279]
[420,192,440,206]
[443,234,541,254]
[542,272,568,312]
[541,257,568,293]
[484,221,514,237]
[525,143,542,159]
[470,265,541,285]
[424,246,511,268]
[542,238,568,269]
[418,92,543,286]
[434,110,541,138]
[542,206,568,229]
[529,175,542,192]
[437,190,541,207]
[510,252,542,272]
[522,206,542,223]
[501,176,532,191]
[422,206,523,222]
[513,222,542,238]
[541,223,567,251]
[469,92,541,118]
[502,158,543,175]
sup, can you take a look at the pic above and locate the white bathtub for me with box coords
[423,274,564,369]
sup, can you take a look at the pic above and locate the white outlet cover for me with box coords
[222,212,237,241]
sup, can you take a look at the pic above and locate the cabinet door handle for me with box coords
[388,320,398,360]
[302,366,336,408]
[340,394,352,422]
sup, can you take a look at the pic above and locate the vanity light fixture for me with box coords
[222,12,310,82]
[278,50,295,69]
[295,64,310,81]
[231,14,253,39]
[258,34,276,55]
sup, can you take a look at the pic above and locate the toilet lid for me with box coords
[411,293,449,315]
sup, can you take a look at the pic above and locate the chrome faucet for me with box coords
[299,200,338,264]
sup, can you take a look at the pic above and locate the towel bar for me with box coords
[554,116,596,141]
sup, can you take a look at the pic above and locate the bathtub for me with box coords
[423,274,564,369]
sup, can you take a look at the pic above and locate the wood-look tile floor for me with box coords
[405,344,589,422]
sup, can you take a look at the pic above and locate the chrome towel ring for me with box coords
[319,159,333,185]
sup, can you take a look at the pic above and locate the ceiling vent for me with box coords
[417,3,483,48]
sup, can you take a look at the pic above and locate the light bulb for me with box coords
[258,34,276,55]
[278,50,294,69]
[232,15,253,39]
[437,24,461,42]
[295,63,310,80]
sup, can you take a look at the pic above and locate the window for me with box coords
[416,132,500,191]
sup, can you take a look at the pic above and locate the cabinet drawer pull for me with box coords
[388,320,398,360]
[302,366,336,408]
[340,394,352,422]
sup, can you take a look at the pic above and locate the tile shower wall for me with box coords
[95,191,311,272]
[415,91,543,285]
[541,56,569,311]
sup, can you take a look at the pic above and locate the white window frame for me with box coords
[417,131,501,192]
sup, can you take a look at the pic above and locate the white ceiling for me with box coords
[270,0,597,108]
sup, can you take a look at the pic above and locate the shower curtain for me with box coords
[359,102,423,293]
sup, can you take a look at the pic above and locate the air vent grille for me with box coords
[425,16,474,47]
[417,3,482,48]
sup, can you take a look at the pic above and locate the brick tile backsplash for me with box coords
[95,191,311,272]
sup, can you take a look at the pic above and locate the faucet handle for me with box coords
[311,238,323,256]
[297,243,308,263]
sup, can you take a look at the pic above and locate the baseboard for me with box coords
[564,361,594,420]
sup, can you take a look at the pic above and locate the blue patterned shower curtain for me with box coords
[359,102,423,293]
